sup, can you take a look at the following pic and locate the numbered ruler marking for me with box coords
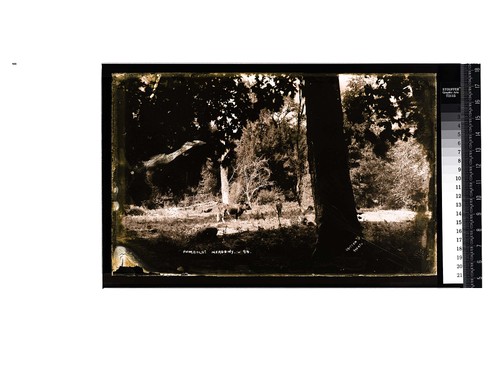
[462,64,482,288]
[441,85,463,284]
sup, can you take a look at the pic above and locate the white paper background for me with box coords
[1,1,498,374]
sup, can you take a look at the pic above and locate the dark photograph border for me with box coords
[102,64,460,287]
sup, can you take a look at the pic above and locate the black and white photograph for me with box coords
[106,66,437,285]
[3,1,498,374]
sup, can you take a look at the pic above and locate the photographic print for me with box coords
[104,65,438,286]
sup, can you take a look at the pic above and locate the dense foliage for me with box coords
[114,73,435,212]
[341,74,435,210]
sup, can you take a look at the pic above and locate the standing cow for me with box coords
[217,202,251,222]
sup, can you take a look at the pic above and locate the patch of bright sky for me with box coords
[339,74,353,92]
[339,73,380,93]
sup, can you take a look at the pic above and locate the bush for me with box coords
[349,139,430,210]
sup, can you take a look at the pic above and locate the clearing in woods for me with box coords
[114,201,433,276]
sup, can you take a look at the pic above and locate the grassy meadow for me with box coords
[112,202,435,276]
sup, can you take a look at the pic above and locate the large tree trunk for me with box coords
[218,146,231,205]
[220,164,230,204]
[303,75,361,258]
[295,91,305,208]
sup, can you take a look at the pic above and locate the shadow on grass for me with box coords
[117,225,315,275]
[362,211,434,274]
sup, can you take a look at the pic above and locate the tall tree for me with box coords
[303,75,362,258]
[234,96,308,204]
[115,73,206,205]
